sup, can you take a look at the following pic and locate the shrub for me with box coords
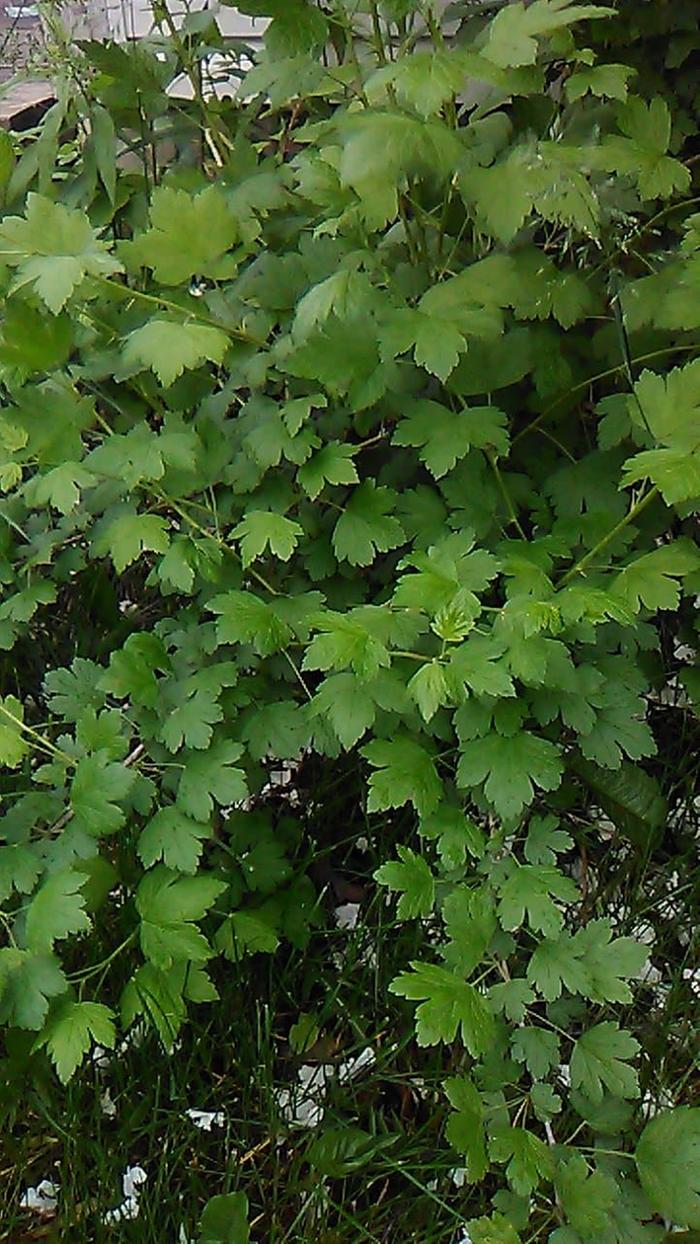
[0,2,698,1239]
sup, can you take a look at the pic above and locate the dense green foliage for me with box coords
[0,1,698,1239]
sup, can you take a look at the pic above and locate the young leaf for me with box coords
[497,864,578,937]
[407,660,450,722]
[35,999,116,1084]
[0,695,29,768]
[121,185,239,285]
[231,510,303,568]
[482,0,614,69]
[0,949,67,1030]
[123,320,229,387]
[138,807,212,875]
[362,736,442,818]
[390,961,495,1055]
[177,741,248,822]
[332,482,405,567]
[374,846,435,919]
[198,1191,250,1244]
[488,1125,554,1196]
[570,1022,640,1104]
[635,1108,700,1229]
[0,193,122,312]
[25,870,91,952]
[457,731,564,821]
[444,1075,488,1182]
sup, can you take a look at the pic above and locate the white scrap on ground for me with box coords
[334,901,360,930]
[102,1165,147,1224]
[184,1108,226,1131]
[20,1179,59,1213]
[275,1046,376,1128]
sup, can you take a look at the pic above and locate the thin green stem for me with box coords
[97,276,263,347]
[0,701,72,764]
[513,343,699,447]
[557,486,660,588]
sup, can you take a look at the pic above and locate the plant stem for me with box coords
[97,277,263,347]
[557,486,660,587]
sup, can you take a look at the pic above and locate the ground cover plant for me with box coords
[0,0,698,1240]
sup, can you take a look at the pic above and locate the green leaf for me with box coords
[304,613,390,681]
[32,462,95,514]
[489,1125,554,1196]
[0,695,29,768]
[25,870,91,952]
[393,401,509,478]
[0,950,67,1030]
[572,758,666,851]
[91,103,116,202]
[570,1022,640,1104]
[362,736,442,818]
[92,508,171,573]
[198,1192,250,1244]
[489,979,535,1024]
[101,634,170,708]
[482,0,614,69]
[298,442,358,500]
[209,590,293,657]
[123,320,229,387]
[71,754,135,836]
[159,688,224,753]
[600,98,691,199]
[441,886,497,975]
[308,672,376,749]
[421,805,485,869]
[635,1109,700,1229]
[366,50,466,117]
[555,1153,617,1236]
[121,185,239,284]
[332,482,405,567]
[622,448,700,506]
[306,1127,389,1178]
[394,532,500,615]
[0,193,122,312]
[35,999,116,1083]
[457,731,564,821]
[497,864,578,937]
[375,847,435,919]
[390,960,495,1055]
[231,510,303,568]
[138,807,212,874]
[527,918,645,1003]
[177,741,248,822]
[0,844,41,903]
[611,543,699,613]
[444,1075,488,1182]
[407,660,450,722]
[565,63,633,102]
[465,1214,522,1244]
[511,1026,560,1079]
[136,867,226,970]
[219,910,280,956]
